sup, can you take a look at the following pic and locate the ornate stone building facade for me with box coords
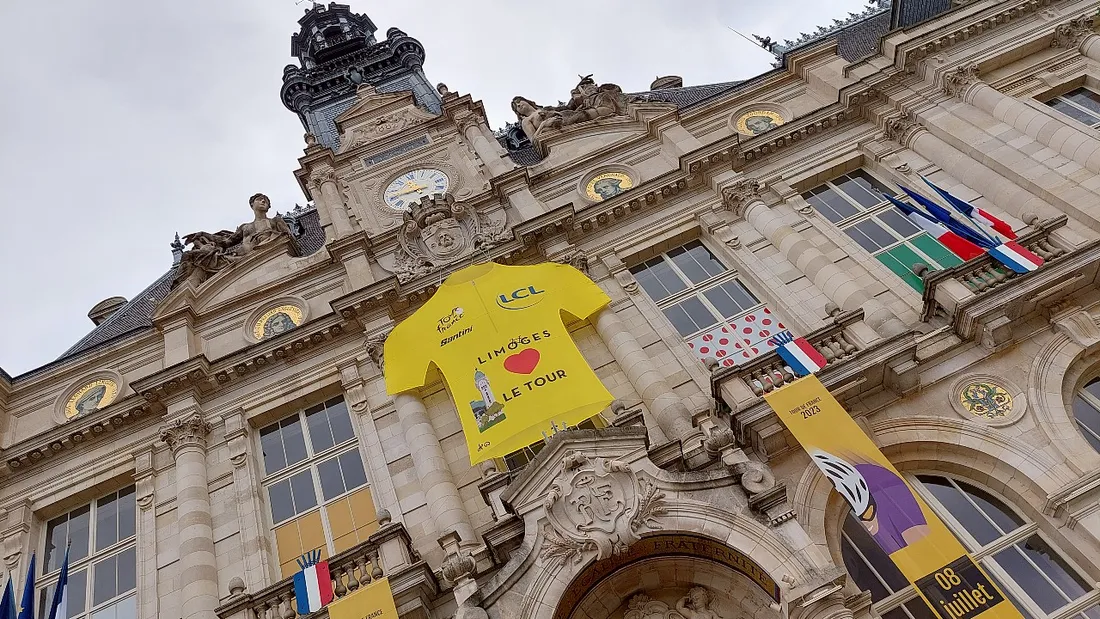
[3,1,1100,618]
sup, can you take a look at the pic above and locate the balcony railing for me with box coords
[216,522,422,619]
[918,215,1073,321]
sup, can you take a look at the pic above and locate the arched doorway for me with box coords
[553,533,784,619]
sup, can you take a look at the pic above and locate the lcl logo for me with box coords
[496,285,545,310]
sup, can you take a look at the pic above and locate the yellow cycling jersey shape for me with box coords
[384,261,615,463]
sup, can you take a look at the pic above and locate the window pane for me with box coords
[110,596,137,619]
[93,554,118,605]
[281,418,308,465]
[338,450,368,493]
[841,535,891,601]
[879,208,921,238]
[260,423,287,474]
[69,568,88,616]
[806,186,859,222]
[905,600,938,619]
[1048,98,1100,125]
[631,257,686,301]
[852,220,898,252]
[991,544,1073,613]
[663,296,716,337]
[317,456,347,501]
[1083,377,1100,400]
[953,480,1024,535]
[69,505,91,564]
[668,241,725,284]
[289,470,317,513]
[837,172,888,208]
[842,513,910,593]
[117,486,136,541]
[909,234,963,270]
[1017,535,1090,601]
[116,547,136,596]
[1072,393,1100,452]
[918,476,1002,546]
[875,251,923,292]
[45,515,68,573]
[326,399,355,444]
[268,479,295,523]
[96,492,119,551]
[704,281,758,319]
[305,404,336,453]
[1066,88,1100,115]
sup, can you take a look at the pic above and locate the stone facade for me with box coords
[3,1,1100,618]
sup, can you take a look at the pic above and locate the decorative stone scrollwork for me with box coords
[554,250,589,275]
[343,108,426,150]
[541,451,666,566]
[1051,15,1095,49]
[365,332,388,374]
[883,115,924,146]
[736,460,777,496]
[159,414,211,454]
[614,270,640,294]
[390,193,509,283]
[722,179,765,217]
[308,165,338,188]
[942,63,982,100]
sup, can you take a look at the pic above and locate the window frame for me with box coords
[1071,377,1100,451]
[841,474,1100,619]
[1045,87,1100,129]
[258,397,372,562]
[802,170,965,290]
[628,239,764,341]
[37,487,138,619]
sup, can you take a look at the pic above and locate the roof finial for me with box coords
[171,232,184,265]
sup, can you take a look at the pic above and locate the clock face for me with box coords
[383,169,450,211]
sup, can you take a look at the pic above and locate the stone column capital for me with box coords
[1052,15,1096,50]
[159,413,211,455]
[366,330,389,375]
[942,63,983,101]
[721,179,765,218]
[551,249,589,275]
[882,114,926,147]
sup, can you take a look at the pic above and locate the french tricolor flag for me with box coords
[884,195,986,261]
[922,176,1017,240]
[770,331,827,377]
[293,551,333,615]
[988,241,1044,274]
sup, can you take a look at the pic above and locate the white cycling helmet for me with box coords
[811,449,873,518]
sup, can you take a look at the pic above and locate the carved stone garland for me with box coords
[541,452,666,566]
[391,194,509,283]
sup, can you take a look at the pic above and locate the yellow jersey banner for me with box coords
[385,262,614,463]
[327,577,399,619]
[764,376,1022,619]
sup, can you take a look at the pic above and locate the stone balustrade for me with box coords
[216,523,423,619]
[918,216,1073,321]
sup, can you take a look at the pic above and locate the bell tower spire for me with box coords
[280,2,441,149]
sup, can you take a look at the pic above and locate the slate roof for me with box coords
[46,207,326,369]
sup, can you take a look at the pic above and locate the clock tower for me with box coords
[280,2,442,150]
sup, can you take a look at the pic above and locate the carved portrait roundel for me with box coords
[585,172,633,202]
[65,379,119,419]
[735,110,785,135]
[253,305,303,340]
[383,168,450,211]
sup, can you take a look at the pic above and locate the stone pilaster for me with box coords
[723,178,905,338]
[133,448,159,619]
[308,164,355,239]
[393,391,477,546]
[453,110,513,177]
[592,306,692,444]
[883,115,1060,221]
[160,413,219,619]
[943,63,1100,174]
[338,359,401,521]
[791,590,854,619]
[221,409,274,594]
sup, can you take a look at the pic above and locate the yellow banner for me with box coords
[384,262,614,463]
[327,577,399,619]
[764,375,1022,619]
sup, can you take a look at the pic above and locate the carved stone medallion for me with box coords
[541,452,666,566]
[388,193,509,283]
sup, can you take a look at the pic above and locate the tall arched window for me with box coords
[1071,378,1100,452]
[841,475,1100,619]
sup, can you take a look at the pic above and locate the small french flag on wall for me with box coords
[770,331,827,377]
[293,550,333,615]
[987,241,1044,274]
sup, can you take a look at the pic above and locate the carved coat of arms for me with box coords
[391,193,509,283]
[541,452,666,566]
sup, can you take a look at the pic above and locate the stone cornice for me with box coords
[1051,14,1096,50]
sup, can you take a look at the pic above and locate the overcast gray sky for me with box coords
[0,0,873,376]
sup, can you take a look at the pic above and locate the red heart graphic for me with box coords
[503,348,541,374]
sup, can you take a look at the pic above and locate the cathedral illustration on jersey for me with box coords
[470,368,506,432]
